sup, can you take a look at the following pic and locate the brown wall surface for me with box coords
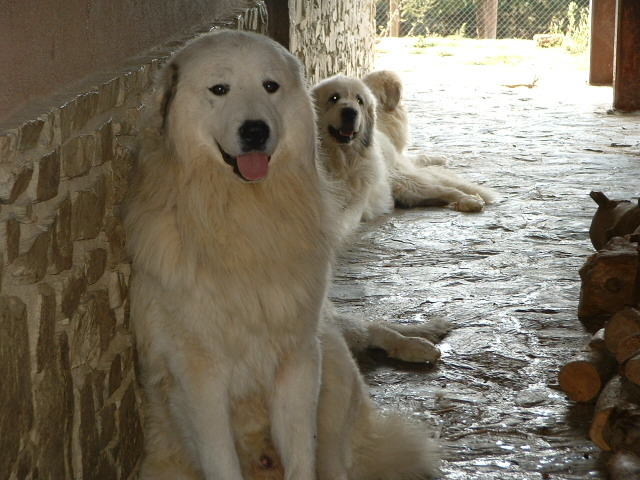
[0,0,250,122]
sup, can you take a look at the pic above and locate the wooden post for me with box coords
[476,0,498,39]
[589,0,616,85]
[389,0,400,37]
[613,0,640,112]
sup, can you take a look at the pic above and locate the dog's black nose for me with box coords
[341,107,358,123]
[239,120,270,150]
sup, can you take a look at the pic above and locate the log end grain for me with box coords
[559,361,603,403]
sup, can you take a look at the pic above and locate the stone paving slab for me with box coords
[331,44,640,479]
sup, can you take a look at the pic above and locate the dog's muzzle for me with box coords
[218,120,272,182]
[328,107,358,144]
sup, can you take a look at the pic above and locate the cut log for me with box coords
[608,200,640,240]
[615,334,640,363]
[607,451,640,480]
[602,402,640,453]
[590,375,640,450]
[624,352,640,385]
[604,308,640,354]
[558,329,617,402]
[578,246,638,320]
[589,191,637,250]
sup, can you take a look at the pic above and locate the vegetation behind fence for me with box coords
[376,0,590,41]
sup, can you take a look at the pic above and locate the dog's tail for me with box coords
[350,411,440,480]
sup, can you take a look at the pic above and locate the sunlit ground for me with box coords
[374,36,601,104]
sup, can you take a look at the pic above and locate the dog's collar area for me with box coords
[218,143,270,182]
[328,125,357,144]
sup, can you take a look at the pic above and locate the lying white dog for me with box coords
[125,30,439,480]
[313,71,498,238]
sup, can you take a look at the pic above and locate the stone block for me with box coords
[121,66,146,104]
[108,269,128,309]
[105,216,126,268]
[96,120,115,166]
[94,288,117,354]
[0,297,33,476]
[4,217,20,265]
[71,188,103,241]
[60,266,88,319]
[0,163,33,204]
[95,76,124,113]
[69,288,114,370]
[54,98,77,144]
[79,376,100,479]
[69,294,101,370]
[92,370,107,410]
[112,141,133,204]
[61,135,93,179]
[37,111,55,148]
[33,329,74,478]
[86,248,107,285]
[35,149,61,202]
[73,92,99,131]
[35,283,57,373]
[108,354,122,397]
[48,196,73,274]
[17,118,45,151]
[10,229,50,284]
[0,131,18,164]
[118,383,143,479]
[99,402,117,450]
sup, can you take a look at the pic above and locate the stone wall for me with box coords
[289,0,376,84]
[0,1,374,478]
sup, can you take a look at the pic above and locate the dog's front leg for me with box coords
[168,354,244,480]
[271,339,322,480]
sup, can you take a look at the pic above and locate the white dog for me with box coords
[313,72,497,238]
[125,30,439,480]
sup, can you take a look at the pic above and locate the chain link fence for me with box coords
[376,0,589,40]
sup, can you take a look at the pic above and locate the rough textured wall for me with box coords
[289,0,376,84]
[0,5,268,478]
[0,0,254,122]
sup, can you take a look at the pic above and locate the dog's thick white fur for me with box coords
[125,30,439,480]
[313,71,497,238]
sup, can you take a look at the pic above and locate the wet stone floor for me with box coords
[330,52,640,479]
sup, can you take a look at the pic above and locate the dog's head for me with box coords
[144,30,313,183]
[362,70,403,113]
[312,75,376,151]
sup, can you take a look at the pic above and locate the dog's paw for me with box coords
[412,153,448,167]
[389,337,441,364]
[454,193,485,212]
[423,317,453,339]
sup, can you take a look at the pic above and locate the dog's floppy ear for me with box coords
[381,78,402,112]
[360,93,376,148]
[159,63,179,130]
[143,60,180,134]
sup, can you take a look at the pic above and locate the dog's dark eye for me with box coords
[356,95,364,105]
[263,81,280,93]
[209,84,229,96]
[329,93,340,103]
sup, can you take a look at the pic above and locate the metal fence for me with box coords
[376,0,590,40]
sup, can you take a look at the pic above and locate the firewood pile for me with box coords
[559,192,640,479]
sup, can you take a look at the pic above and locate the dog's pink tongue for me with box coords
[340,129,355,137]
[236,152,269,181]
